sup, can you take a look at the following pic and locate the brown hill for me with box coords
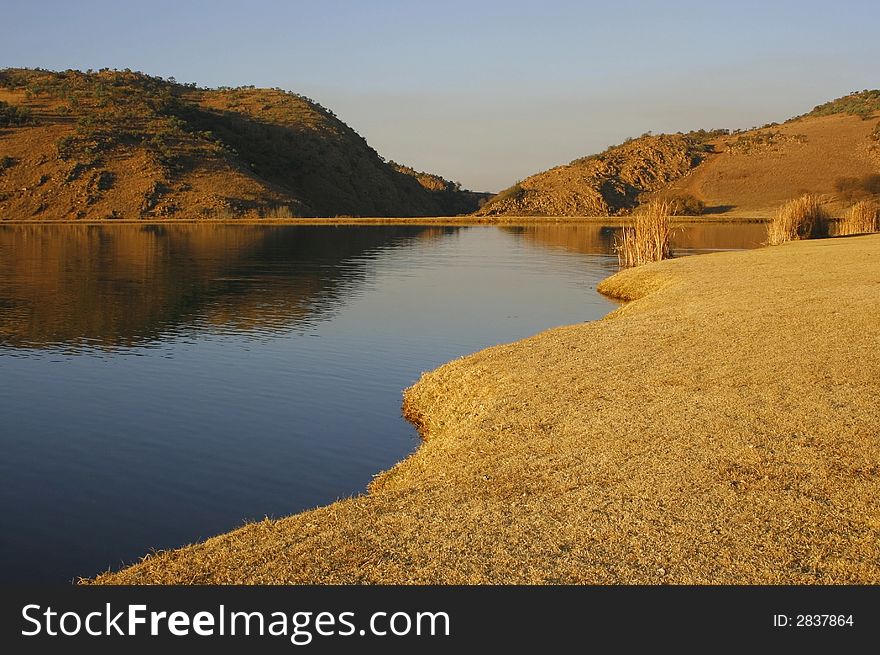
[478,91,880,218]
[0,68,489,221]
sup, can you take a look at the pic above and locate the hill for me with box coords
[0,68,489,220]
[478,91,880,218]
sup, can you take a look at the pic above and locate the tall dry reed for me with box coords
[767,194,829,245]
[263,205,296,219]
[615,201,673,267]
[837,200,879,235]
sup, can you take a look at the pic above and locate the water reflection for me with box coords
[0,224,452,350]
[0,222,766,352]
[0,222,760,582]
[504,221,766,256]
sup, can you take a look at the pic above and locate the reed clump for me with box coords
[263,205,296,219]
[767,194,829,245]
[837,200,880,235]
[614,200,673,267]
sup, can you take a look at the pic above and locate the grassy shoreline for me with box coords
[90,235,880,584]
[0,214,769,226]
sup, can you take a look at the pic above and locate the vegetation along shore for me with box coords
[90,233,880,584]
[2,68,878,222]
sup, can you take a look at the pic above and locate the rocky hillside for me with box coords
[478,91,880,218]
[478,131,722,217]
[0,68,489,220]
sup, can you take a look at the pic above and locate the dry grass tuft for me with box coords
[615,201,673,267]
[838,201,880,235]
[767,194,830,245]
[213,206,238,220]
[263,205,296,219]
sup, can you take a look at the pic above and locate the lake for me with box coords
[0,222,765,582]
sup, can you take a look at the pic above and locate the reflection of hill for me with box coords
[504,223,765,256]
[666,223,766,251]
[502,225,616,254]
[0,224,447,349]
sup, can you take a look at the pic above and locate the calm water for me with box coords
[0,222,765,582]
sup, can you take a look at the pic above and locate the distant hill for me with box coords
[0,68,489,220]
[478,91,880,218]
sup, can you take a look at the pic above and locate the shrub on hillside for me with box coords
[807,90,880,120]
[0,100,35,126]
[834,174,880,202]
[485,183,525,208]
[643,192,704,216]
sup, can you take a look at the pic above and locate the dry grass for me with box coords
[262,204,296,219]
[213,206,238,220]
[676,113,880,217]
[766,194,829,245]
[838,201,880,235]
[481,111,880,220]
[89,236,880,585]
[614,201,673,267]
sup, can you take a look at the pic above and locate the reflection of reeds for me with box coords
[838,201,879,236]
[614,201,672,267]
[767,194,829,245]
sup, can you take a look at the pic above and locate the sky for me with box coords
[2,0,878,191]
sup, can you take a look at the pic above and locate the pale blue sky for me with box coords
[2,0,878,191]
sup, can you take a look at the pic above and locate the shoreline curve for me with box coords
[89,235,880,584]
